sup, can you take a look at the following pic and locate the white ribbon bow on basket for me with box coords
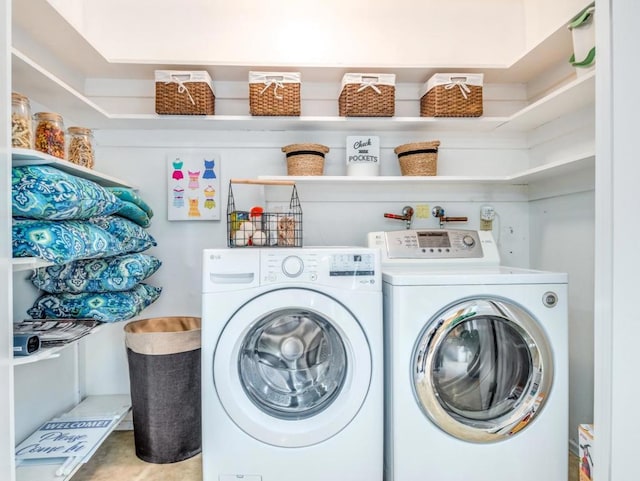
[166,75,196,105]
[444,77,472,99]
[357,77,382,94]
[260,76,285,99]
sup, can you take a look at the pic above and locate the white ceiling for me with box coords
[11,0,581,83]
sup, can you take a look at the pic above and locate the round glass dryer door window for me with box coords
[213,288,372,448]
[412,297,553,443]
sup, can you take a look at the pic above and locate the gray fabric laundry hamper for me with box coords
[124,316,202,464]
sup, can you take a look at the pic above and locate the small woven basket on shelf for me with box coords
[339,73,395,117]
[155,70,215,115]
[394,141,440,176]
[282,143,330,176]
[420,73,483,117]
[249,72,301,116]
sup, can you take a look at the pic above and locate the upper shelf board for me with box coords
[12,148,135,188]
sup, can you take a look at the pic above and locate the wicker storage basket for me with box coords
[155,70,215,115]
[420,73,483,117]
[395,141,440,176]
[282,143,330,176]
[339,73,395,117]
[249,72,301,116]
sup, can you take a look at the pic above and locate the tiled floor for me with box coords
[74,431,581,481]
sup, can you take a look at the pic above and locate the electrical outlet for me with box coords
[480,205,495,231]
[415,204,430,219]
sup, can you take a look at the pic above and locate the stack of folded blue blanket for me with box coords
[12,165,162,322]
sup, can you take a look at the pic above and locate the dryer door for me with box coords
[412,296,553,443]
[213,287,372,448]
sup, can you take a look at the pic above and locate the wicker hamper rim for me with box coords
[394,141,441,155]
[282,143,330,155]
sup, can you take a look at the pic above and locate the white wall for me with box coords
[72,128,532,396]
[595,1,640,480]
[529,190,595,451]
[522,0,593,51]
[49,0,528,67]
[1,0,15,477]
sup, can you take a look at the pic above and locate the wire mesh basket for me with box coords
[226,179,302,248]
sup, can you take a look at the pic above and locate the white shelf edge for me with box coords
[12,324,106,367]
[15,395,131,481]
[106,113,510,132]
[496,71,595,131]
[11,257,53,272]
[12,148,136,188]
[506,153,595,183]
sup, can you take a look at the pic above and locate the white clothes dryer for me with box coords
[368,230,568,481]
[201,247,383,481]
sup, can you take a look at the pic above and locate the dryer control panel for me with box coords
[368,229,500,266]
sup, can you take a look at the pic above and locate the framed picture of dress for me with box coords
[167,152,221,221]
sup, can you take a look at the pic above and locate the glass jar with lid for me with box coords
[67,126,95,169]
[34,112,65,159]
[11,92,33,149]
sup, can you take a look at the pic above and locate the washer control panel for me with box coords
[261,249,380,289]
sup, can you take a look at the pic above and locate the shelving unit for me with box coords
[8,145,135,481]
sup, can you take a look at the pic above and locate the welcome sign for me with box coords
[346,136,380,176]
[15,417,118,460]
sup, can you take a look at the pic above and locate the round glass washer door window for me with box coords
[239,308,347,419]
[214,288,372,448]
[412,297,553,443]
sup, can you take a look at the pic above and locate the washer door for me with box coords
[412,296,553,443]
[213,288,372,447]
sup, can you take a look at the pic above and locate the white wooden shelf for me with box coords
[258,154,595,202]
[260,154,595,186]
[12,148,135,188]
[15,395,131,481]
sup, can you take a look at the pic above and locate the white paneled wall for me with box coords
[63,127,533,399]
[529,190,595,453]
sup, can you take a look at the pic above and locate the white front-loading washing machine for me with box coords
[368,230,568,481]
[201,247,383,481]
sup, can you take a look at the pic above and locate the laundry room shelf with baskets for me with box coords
[259,154,595,202]
[11,44,594,134]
